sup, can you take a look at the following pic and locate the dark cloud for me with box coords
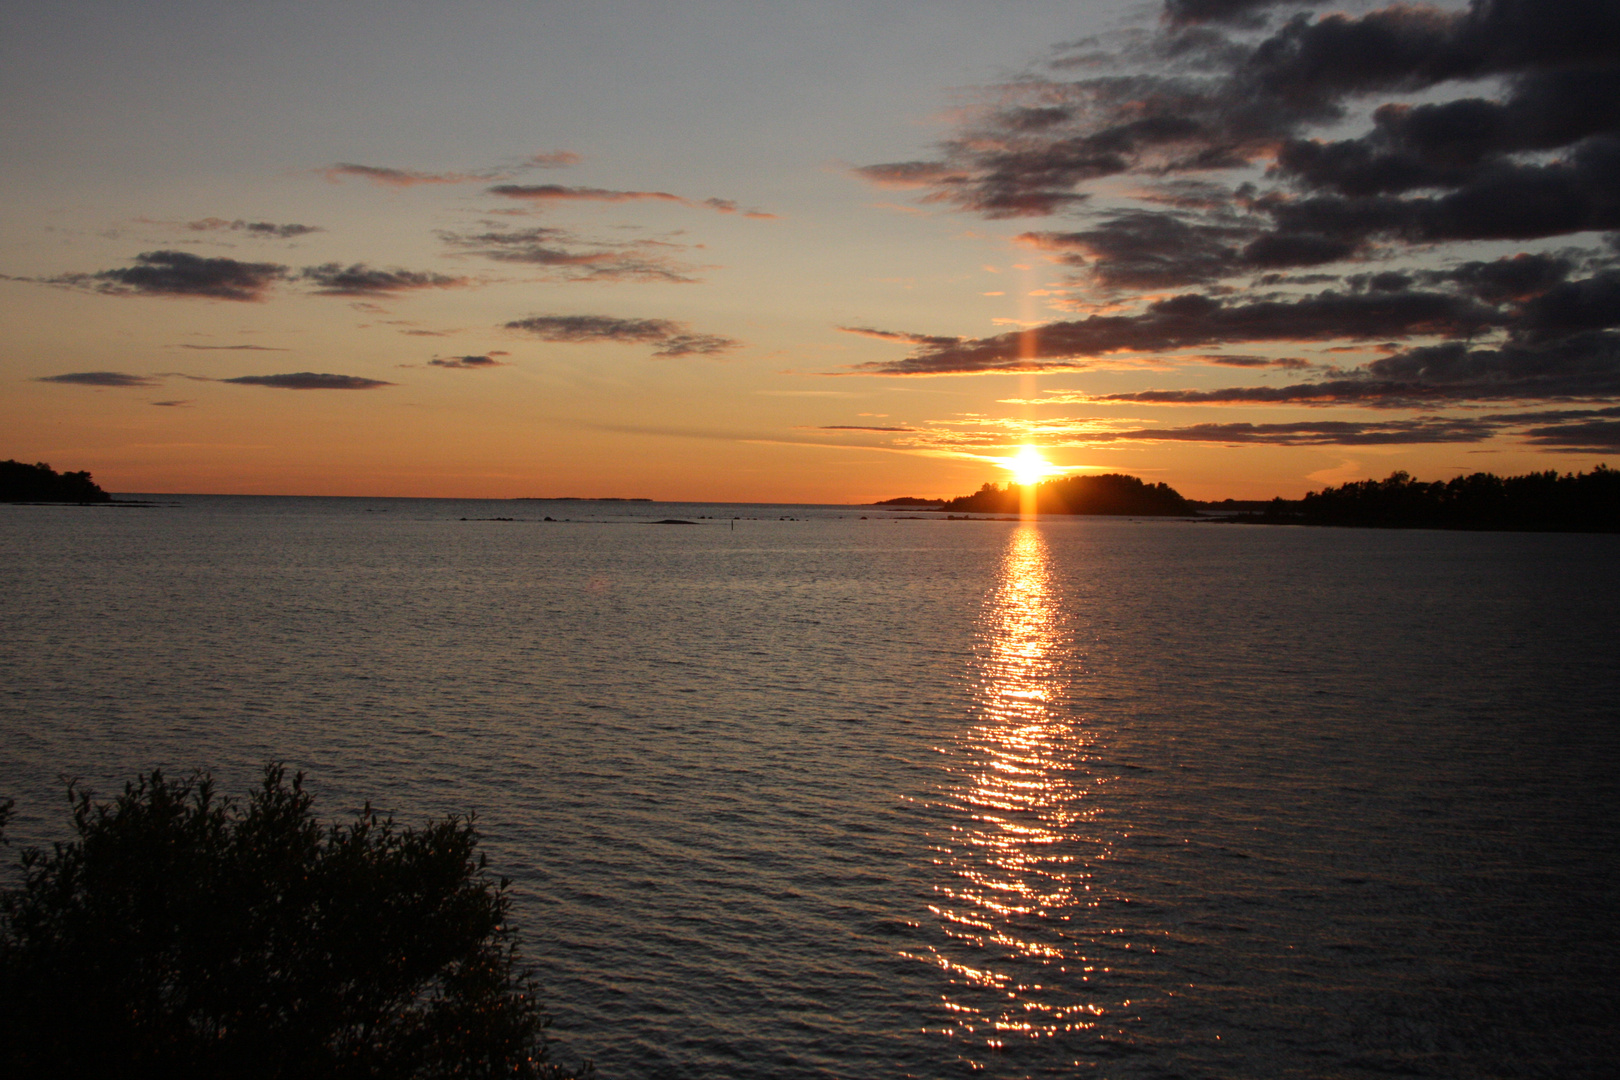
[438,227,703,283]
[505,314,741,358]
[299,264,469,296]
[855,287,1503,374]
[1513,269,1620,340]
[427,355,505,369]
[151,400,193,407]
[1018,213,1259,289]
[1417,252,1574,302]
[1192,353,1313,369]
[221,372,394,390]
[185,218,322,239]
[1522,418,1620,449]
[848,0,1620,414]
[857,0,1620,231]
[816,425,918,432]
[35,371,160,387]
[1091,331,1620,406]
[51,251,288,301]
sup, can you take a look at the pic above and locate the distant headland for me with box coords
[879,466,1619,532]
[1,460,111,503]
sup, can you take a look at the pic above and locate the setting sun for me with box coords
[1006,445,1052,486]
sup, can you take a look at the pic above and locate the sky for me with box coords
[3,0,1617,501]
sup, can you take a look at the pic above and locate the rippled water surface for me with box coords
[3,496,1618,1078]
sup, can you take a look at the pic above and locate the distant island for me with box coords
[931,473,1193,516]
[1236,466,1619,533]
[1,460,111,503]
[869,496,942,506]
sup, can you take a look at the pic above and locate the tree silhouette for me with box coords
[0,766,588,1078]
[1274,465,1620,531]
[0,459,110,502]
[938,472,1192,516]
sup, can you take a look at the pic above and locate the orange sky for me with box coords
[5,0,1615,502]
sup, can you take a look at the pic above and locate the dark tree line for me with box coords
[0,459,111,502]
[1250,466,1620,532]
[0,766,588,1079]
[938,472,1193,516]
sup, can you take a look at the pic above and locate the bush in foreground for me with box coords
[0,766,587,1078]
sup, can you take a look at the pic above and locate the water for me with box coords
[3,496,1617,1078]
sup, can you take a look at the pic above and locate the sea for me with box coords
[3,495,1617,1079]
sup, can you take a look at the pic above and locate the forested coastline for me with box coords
[1241,467,1619,532]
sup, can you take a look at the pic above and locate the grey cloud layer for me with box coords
[850,0,1620,411]
[860,0,1620,226]
[42,252,470,301]
[299,264,468,296]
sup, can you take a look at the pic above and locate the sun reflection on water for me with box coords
[910,524,1115,1063]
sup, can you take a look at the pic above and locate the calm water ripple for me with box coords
[3,496,1617,1078]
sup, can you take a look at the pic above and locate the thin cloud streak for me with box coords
[174,344,290,352]
[487,184,774,218]
[427,355,506,370]
[320,163,484,188]
[36,371,161,388]
[221,372,395,390]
